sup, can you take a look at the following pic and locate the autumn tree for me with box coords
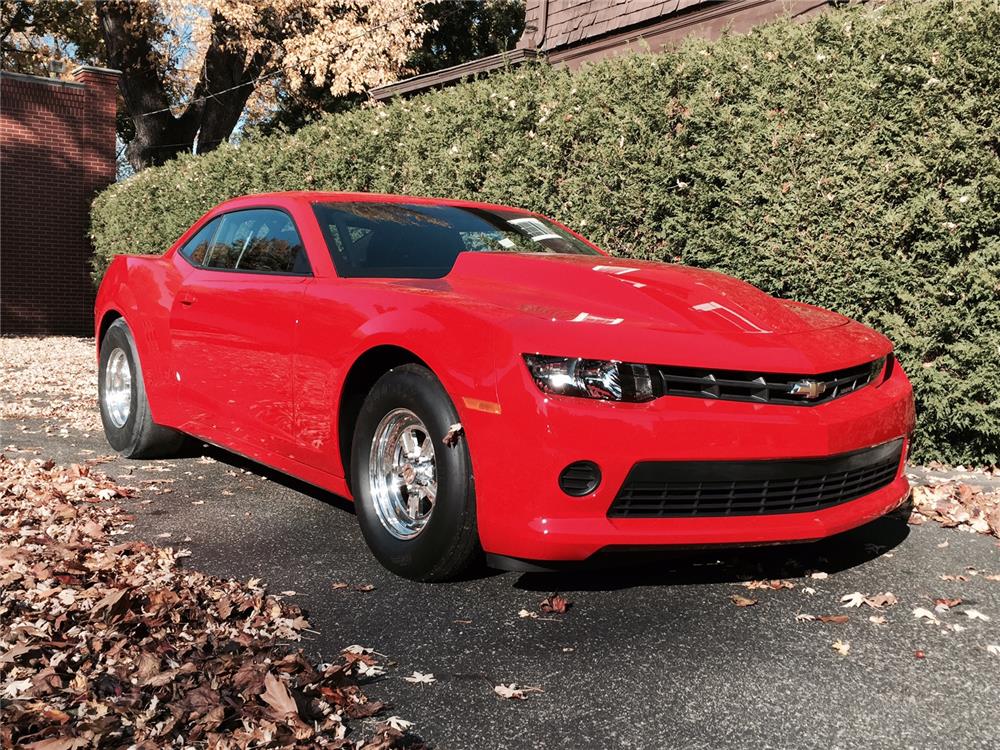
[1,0,103,74]
[256,0,526,136]
[1,0,429,171]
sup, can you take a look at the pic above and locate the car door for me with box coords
[169,207,312,458]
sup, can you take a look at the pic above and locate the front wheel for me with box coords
[351,364,481,581]
[99,318,185,458]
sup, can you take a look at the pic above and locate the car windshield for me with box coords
[312,201,600,278]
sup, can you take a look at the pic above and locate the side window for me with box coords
[239,210,309,274]
[200,209,310,275]
[179,217,221,265]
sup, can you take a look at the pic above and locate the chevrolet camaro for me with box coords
[95,192,915,580]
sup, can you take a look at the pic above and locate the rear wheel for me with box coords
[99,318,185,458]
[351,364,480,581]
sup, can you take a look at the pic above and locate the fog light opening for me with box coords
[559,461,601,497]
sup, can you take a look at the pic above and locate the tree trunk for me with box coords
[194,11,268,156]
[95,1,267,171]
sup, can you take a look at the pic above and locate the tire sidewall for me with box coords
[98,320,144,455]
[351,366,476,580]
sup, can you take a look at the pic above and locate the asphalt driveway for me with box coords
[4,418,998,750]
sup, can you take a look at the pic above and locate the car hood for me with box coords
[444,252,849,335]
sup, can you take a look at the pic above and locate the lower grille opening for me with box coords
[608,439,903,518]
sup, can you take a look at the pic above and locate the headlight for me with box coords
[870,354,891,383]
[523,354,655,402]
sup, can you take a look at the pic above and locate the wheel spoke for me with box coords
[102,348,132,428]
[419,436,434,460]
[368,409,438,540]
[400,430,419,459]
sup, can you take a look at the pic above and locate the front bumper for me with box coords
[462,360,915,562]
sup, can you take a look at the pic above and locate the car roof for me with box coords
[212,191,535,216]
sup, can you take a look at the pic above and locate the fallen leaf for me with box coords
[260,672,298,718]
[386,716,415,731]
[934,597,962,609]
[810,571,829,580]
[730,594,757,607]
[540,593,570,614]
[869,615,887,625]
[865,592,898,609]
[744,579,794,590]
[913,607,939,622]
[795,613,816,622]
[494,683,543,700]
[964,609,990,621]
[818,614,849,624]
[914,650,926,659]
[442,423,464,446]
[832,640,850,656]
[404,672,436,684]
[840,592,866,608]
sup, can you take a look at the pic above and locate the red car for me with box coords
[95,192,915,580]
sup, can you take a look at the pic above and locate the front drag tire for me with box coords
[351,364,481,581]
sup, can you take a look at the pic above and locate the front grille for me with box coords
[653,357,886,406]
[608,439,903,518]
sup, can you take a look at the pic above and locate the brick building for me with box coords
[1,66,120,335]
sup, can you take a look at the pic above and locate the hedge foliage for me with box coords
[91,0,1000,466]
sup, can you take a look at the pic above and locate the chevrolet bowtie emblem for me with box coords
[788,379,828,399]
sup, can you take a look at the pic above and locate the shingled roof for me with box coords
[371,0,827,100]
[518,0,716,51]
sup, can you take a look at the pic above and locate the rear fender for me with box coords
[94,255,183,426]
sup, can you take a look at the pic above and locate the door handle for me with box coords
[179,292,197,306]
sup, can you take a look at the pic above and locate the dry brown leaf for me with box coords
[818,614,850,624]
[260,671,298,718]
[494,683,543,700]
[0,456,411,747]
[865,592,898,609]
[934,597,962,609]
[539,593,570,614]
[730,595,757,607]
[442,423,464,446]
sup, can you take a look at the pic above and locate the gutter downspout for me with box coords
[537,0,549,48]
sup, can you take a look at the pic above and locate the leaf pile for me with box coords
[909,482,1000,538]
[0,337,101,436]
[0,456,418,749]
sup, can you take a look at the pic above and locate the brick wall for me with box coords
[1,66,120,335]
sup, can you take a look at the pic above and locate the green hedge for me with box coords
[91,0,1000,466]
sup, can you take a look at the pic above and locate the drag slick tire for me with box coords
[99,318,185,458]
[351,364,481,581]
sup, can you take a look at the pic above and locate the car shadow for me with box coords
[174,438,911,591]
[512,505,912,593]
[185,440,358,517]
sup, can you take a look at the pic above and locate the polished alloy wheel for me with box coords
[104,347,132,428]
[368,408,438,539]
